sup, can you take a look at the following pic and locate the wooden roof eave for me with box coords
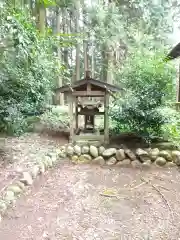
[165,42,180,61]
[54,78,123,93]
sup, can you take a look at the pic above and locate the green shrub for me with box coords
[0,6,60,135]
[110,50,176,141]
[40,106,69,131]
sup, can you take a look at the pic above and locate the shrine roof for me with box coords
[55,76,123,93]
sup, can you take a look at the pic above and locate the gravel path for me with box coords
[0,163,180,239]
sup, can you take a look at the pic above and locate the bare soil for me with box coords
[0,163,180,239]
[0,133,67,195]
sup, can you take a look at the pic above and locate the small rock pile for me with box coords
[59,144,180,168]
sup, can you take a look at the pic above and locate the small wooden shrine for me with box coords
[55,71,122,144]
[166,42,180,108]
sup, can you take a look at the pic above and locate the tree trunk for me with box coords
[36,1,46,34]
[75,0,80,82]
[56,7,64,105]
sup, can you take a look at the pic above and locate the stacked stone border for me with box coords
[0,143,180,222]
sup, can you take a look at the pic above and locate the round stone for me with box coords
[117,159,131,167]
[106,157,117,166]
[131,160,142,168]
[124,149,136,161]
[71,155,79,163]
[82,146,89,154]
[79,154,92,163]
[4,191,15,203]
[31,165,40,179]
[102,148,116,158]
[74,145,81,156]
[155,157,166,166]
[7,185,22,195]
[66,146,74,156]
[92,156,105,165]
[172,151,180,166]
[99,146,105,155]
[165,162,176,168]
[0,200,7,214]
[136,148,148,156]
[90,146,98,158]
[159,150,172,161]
[142,160,151,168]
[116,149,125,161]
[149,148,160,161]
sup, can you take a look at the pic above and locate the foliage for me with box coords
[0,6,60,135]
[160,107,180,146]
[40,106,69,131]
[110,50,176,141]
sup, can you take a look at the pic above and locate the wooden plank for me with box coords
[87,83,91,95]
[78,111,104,116]
[74,135,104,141]
[72,91,105,97]
[104,92,109,144]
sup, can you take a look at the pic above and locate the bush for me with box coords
[0,6,60,135]
[110,50,176,141]
[39,106,69,132]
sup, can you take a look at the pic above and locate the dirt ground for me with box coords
[0,133,67,195]
[0,162,180,239]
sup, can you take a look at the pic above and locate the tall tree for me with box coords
[74,0,80,81]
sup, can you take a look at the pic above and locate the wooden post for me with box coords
[68,94,74,143]
[75,97,78,130]
[104,92,109,144]
[178,63,180,102]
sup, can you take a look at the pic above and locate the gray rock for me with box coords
[149,148,160,161]
[82,146,89,154]
[159,150,172,161]
[136,148,150,162]
[20,172,33,185]
[106,157,117,166]
[155,157,166,166]
[172,151,180,166]
[71,155,79,163]
[66,146,74,156]
[140,156,151,162]
[142,160,151,168]
[90,145,98,158]
[4,191,15,203]
[116,149,125,161]
[45,156,53,167]
[15,181,25,190]
[166,162,176,168]
[79,154,92,163]
[102,148,116,158]
[31,165,40,179]
[131,160,142,168]
[117,159,131,167]
[99,146,105,155]
[47,153,57,163]
[59,151,66,158]
[60,146,66,151]
[74,145,81,156]
[0,200,7,214]
[7,185,22,195]
[136,148,148,156]
[39,163,46,173]
[92,156,105,165]
[124,149,137,161]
